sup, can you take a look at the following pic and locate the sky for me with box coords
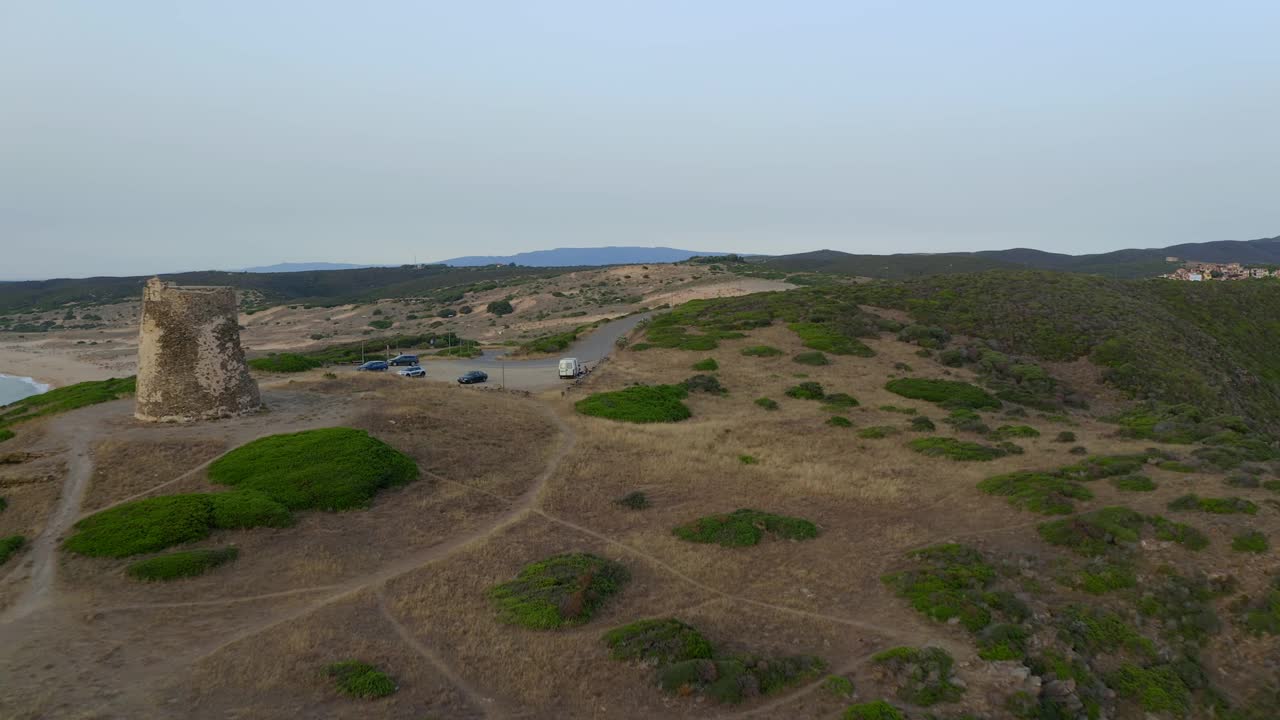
[2,2,1278,280]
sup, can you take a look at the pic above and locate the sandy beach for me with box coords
[0,340,130,389]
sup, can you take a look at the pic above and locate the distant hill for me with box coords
[242,262,383,273]
[758,234,1280,279]
[438,246,728,267]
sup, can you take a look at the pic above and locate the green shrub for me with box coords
[909,437,1006,461]
[1057,605,1154,656]
[1147,515,1210,550]
[435,345,482,357]
[879,405,917,414]
[0,430,12,443]
[741,345,784,357]
[616,491,650,510]
[1057,453,1149,480]
[1075,559,1137,594]
[488,553,630,629]
[738,455,758,465]
[657,655,825,703]
[1055,431,1077,442]
[871,646,964,706]
[326,660,397,699]
[248,353,323,373]
[822,674,855,699]
[64,491,293,558]
[842,700,905,720]
[858,426,899,439]
[754,397,779,411]
[520,329,578,354]
[126,547,239,581]
[692,358,719,371]
[367,319,393,330]
[1158,460,1196,473]
[1037,507,1145,556]
[909,416,936,432]
[602,618,714,665]
[897,324,950,349]
[788,322,874,356]
[672,509,818,547]
[992,424,1040,439]
[575,385,692,423]
[827,416,853,428]
[487,299,514,316]
[1111,475,1156,492]
[208,428,418,511]
[1234,576,1280,635]
[1167,494,1258,515]
[885,378,1000,409]
[784,382,824,400]
[978,472,1092,515]
[793,351,830,366]
[0,496,6,512]
[1105,664,1190,714]
[1232,531,1268,553]
[882,544,1004,633]
[0,535,25,565]
[682,374,726,395]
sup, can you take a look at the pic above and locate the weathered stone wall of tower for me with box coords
[134,278,261,422]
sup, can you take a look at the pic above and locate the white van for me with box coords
[558,357,583,379]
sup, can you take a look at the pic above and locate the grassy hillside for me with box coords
[647,271,1280,429]
[0,264,566,313]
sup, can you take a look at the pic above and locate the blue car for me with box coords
[357,360,389,372]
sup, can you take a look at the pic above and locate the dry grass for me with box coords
[83,439,227,512]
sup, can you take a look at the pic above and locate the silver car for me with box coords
[397,365,426,378]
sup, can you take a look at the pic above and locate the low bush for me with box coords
[884,378,1000,410]
[793,351,830,366]
[692,358,719,371]
[208,428,419,511]
[435,345,482,357]
[602,618,714,666]
[827,416,853,428]
[521,330,578,354]
[1167,494,1258,515]
[126,547,239,581]
[784,382,825,400]
[821,392,860,409]
[897,324,950,349]
[754,397,779,411]
[1158,460,1196,473]
[326,660,397,699]
[871,646,964,706]
[682,374,726,395]
[487,299,514,316]
[1104,663,1190,715]
[788,322,874,356]
[879,405,917,414]
[978,472,1092,515]
[0,535,25,565]
[1057,453,1150,480]
[673,509,818,547]
[1055,431,1077,443]
[822,674,855,699]
[1147,515,1210,550]
[908,437,1006,461]
[64,492,293,558]
[1037,507,1145,556]
[741,345,784,357]
[738,455,758,465]
[248,353,322,373]
[992,424,1040,439]
[657,654,825,703]
[575,385,692,423]
[488,553,630,629]
[1073,558,1137,595]
[1234,575,1280,635]
[1057,605,1154,657]
[1232,531,1268,553]
[909,416,936,432]
[367,319,393,330]
[858,426,899,439]
[881,544,1024,635]
[615,491,649,510]
[1111,475,1157,492]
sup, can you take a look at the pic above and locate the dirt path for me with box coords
[2,402,114,622]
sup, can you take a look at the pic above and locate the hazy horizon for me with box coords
[4,2,1278,279]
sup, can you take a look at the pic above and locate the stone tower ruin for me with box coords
[134,277,261,422]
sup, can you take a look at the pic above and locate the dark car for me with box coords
[356,360,389,372]
[457,370,488,384]
[389,354,419,366]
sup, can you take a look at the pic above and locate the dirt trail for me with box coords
[2,402,113,622]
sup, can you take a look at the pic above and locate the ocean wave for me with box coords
[0,373,51,405]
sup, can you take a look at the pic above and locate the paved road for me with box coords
[353,312,653,392]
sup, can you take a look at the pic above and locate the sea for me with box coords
[0,374,49,406]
